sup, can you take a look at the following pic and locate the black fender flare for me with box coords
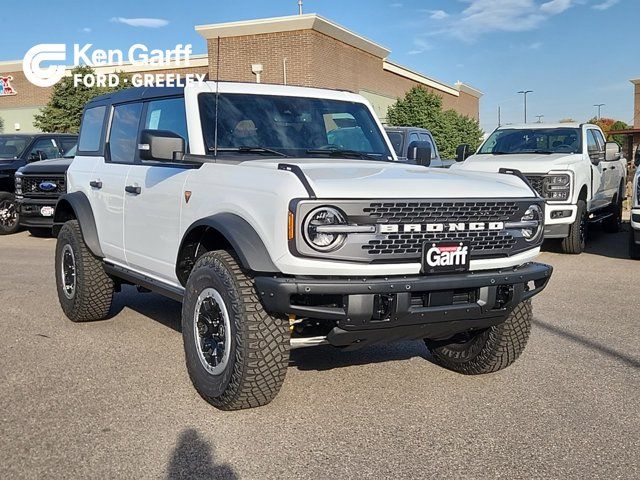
[54,192,104,258]
[178,213,279,275]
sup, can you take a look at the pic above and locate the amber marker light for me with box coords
[288,211,295,241]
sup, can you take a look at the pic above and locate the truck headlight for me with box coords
[521,204,543,242]
[14,174,22,195]
[636,179,640,206]
[543,174,570,201]
[303,206,347,251]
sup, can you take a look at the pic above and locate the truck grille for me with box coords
[21,175,66,197]
[524,176,544,197]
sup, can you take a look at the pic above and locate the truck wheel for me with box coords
[603,191,623,233]
[55,220,114,322]
[630,228,640,260]
[0,192,20,235]
[182,250,290,410]
[561,199,587,254]
[425,300,532,374]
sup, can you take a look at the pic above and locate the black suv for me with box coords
[384,126,454,168]
[0,134,77,235]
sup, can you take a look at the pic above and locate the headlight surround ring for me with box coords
[302,206,348,252]
[521,204,544,242]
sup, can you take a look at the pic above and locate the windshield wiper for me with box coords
[305,149,391,162]
[210,146,288,157]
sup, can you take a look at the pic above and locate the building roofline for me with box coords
[382,61,460,97]
[195,13,391,59]
[631,78,640,85]
[455,81,484,98]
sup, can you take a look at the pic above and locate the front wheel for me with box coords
[425,300,532,374]
[561,200,587,254]
[603,190,623,233]
[0,192,20,235]
[181,250,290,410]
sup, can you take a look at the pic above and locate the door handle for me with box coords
[89,180,102,189]
[125,185,141,195]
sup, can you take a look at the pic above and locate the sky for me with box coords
[1,0,636,132]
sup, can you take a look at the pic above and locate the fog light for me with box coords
[551,210,571,219]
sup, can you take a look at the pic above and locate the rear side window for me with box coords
[78,106,106,153]
[108,102,143,164]
[386,131,404,156]
[143,97,188,150]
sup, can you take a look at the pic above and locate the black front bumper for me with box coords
[16,196,57,228]
[256,262,552,349]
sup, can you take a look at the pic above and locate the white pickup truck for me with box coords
[452,123,627,254]
[630,153,640,259]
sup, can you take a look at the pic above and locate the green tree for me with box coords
[34,66,129,133]
[0,115,4,133]
[386,86,484,158]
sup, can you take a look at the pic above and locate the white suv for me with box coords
[453,123,627,254]
[53,82,552,410]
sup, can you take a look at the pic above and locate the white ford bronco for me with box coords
[452,123,627,254]
[53,82,552,410]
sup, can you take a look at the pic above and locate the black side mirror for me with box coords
[407,141,431,167]
[139,130,185,161]
[604,142,621,162]
[28,151,43,162]
[456,144,471,162]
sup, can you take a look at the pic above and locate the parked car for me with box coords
[53,83,552,410]
[384,126,454,167]
[452,123,627,254]
[15,146,76,237]
[630,153,640,259]
[0,133,77,235]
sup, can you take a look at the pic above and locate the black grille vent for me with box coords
[363,201,519,223]
[524,175,544,197]
[21,176,66,197]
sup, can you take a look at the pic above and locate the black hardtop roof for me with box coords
[384,126,432,134]
[86,87,184,108]
[0,133,77,138]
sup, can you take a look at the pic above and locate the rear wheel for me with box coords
[182,250,290,410]
[0,192,20,235]
[561,199,587,254]
[425,300,532,374]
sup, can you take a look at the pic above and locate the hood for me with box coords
[246,158,536,199]
[19,157,73,174]
[454,153,582,174]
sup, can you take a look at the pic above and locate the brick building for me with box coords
[607,78,640,164]
[0,13,481,133]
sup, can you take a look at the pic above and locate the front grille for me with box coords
[363,201,520,223]
[524,175,544,197]
[21,175,66,197]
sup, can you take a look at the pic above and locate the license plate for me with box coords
[40,206,55,217]
[422,241,471,274]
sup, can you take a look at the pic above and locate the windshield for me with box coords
[479,128,582,155]
[199,93,394,160]
[385,131,404,156]
[0,135,32,159]
[63,145,77,158]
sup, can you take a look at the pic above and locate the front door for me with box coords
[586,129,607,211]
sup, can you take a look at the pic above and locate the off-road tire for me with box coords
[630,228,640,260]
[182,250,290,410]
[561,199,587,254]
[603,188,623,233]
[425,300,532,374]
[55,220,114,322]
[0,192,20,235]
[28,227,52,238]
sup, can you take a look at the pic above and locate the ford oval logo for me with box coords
[39,181,57,192]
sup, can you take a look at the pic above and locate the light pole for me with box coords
[298,0,303,15]
[518,90,533,123]
[535,115,544,123]
[594,103,605,120]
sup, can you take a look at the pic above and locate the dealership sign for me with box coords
[0,76,17,96]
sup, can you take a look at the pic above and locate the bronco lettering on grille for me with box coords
[379,222,505,233]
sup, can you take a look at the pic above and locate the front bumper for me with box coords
[631,209,640,245]
[16,196,57,228]
[256,262,552,349]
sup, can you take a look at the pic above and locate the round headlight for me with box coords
[521,204,543,242]
[303,206,347,251]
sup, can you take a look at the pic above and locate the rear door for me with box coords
[586,128,607,211]
[123,96,192,283]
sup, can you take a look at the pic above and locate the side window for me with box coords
[593,130,606,151]
[78,106,106,153]
[587,130,600,154]
[27,137,61,161]
[419,133,437,159]
[58,138,77,155]
[109,102,143,164]
[409,133,420,144]
[143,97,189,152]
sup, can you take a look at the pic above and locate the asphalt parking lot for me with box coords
[1,225,638,480]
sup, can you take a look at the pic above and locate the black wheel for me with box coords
[425,300,532,374]
[603,189,623,233]
[561,199,587,254]
[55,220,114,322]
[28,227,52,238]
[0,192,20,235]
[630,228,640,260]
[182,250,290,410]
